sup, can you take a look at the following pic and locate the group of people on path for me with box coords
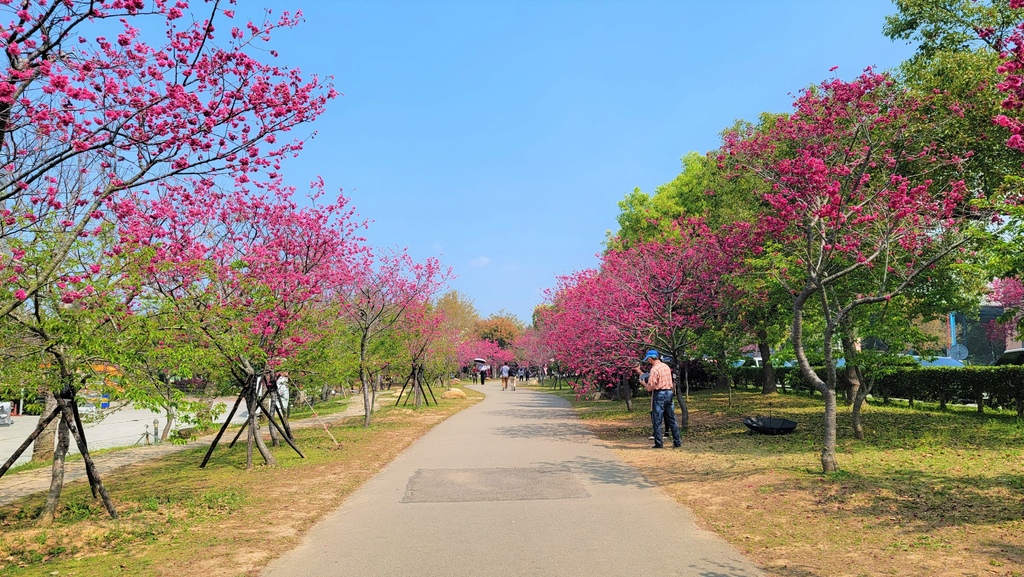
[474,351,680,449]
[475,362,529,390]
[500,363,515,391]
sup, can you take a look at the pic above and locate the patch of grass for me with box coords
[5,443,155,476]
[5,460,48,475]
[0,388,482,576]
[284,396,351,420]
[552,386,1024,577]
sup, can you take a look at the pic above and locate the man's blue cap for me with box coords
[643,349,659,361]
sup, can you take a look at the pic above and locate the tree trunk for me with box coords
[757,330,778,395]
[851,393,865,440]
[39,417,70,525]
[851,373,875,441]
[621,373,633,412]
[677,388,689,430]
[32,391,59,463]
[843,365,861,406]
[840,321,860,405]
[793,293,839,472]
[268,397,280,447]
[253,416,276,466]
[670,364,689,430]
[359,335,373,428]
[361,373,371,428]
[246,412,254,470]
[415,366,423,408]
[252,391,276,466]
[244,384,277,468]
[161,407,175,442]
[821,388,839,471]
[56,398,117,518]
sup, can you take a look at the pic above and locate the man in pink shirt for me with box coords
[642,349,681,448]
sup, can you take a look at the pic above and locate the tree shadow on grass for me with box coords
[580,393,1024,460]
[830,469,1024,531]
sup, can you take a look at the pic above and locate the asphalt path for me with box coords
[262,384,764,577]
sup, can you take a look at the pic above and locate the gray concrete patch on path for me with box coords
[262,384,764,577]
[403,466,589,503]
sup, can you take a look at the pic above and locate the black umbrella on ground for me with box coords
[743,403,797,435]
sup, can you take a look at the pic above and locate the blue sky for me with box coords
[242,0,917,323]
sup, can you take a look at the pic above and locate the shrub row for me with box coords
[732,365,1024,414]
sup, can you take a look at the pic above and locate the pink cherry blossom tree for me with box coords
[542,268,638,394]
[724,70,981,472]
[543,218,750,416]
[513,326,553,383]
[130,182,365,469]
[394,299,452,407]
[456,336,503,380]
[995,0,1024,156]
[0,1,335,316]
[0,0,337,514]
[986,276,1024,343]
[337,250,449,427]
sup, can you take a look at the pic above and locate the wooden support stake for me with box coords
[0,406,60,478]
[255,397,304,458]
[56,399,117,519]
[199,392,245,468]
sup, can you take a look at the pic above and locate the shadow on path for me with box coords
[533,455,654,490]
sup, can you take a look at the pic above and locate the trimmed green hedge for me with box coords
[732,365,1024,414]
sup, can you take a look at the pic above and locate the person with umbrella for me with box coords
[472,358,488,385]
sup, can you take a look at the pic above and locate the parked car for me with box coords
[995,348,1024,365]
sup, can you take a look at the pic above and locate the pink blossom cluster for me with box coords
[0,1,333,313]
[986,277,1024,342]
[456,338,507,368]
[721,70,975,316]
[0,2,455,385]
[996,2,1024,158]
[541,219,751,388]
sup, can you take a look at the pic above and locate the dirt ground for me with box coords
[3,388,1022,577]
[584,412,1024,577]
[0,406,471,576]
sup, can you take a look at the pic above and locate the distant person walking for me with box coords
[276,372,290,412]
[500,362,511,390]
[641,350,681,449]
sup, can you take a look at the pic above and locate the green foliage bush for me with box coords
[733,366,808,393]
[21,402,43,415]
[733,364,1024,414]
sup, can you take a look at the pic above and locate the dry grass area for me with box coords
[563,387,1024,577]
[0,387,482,576]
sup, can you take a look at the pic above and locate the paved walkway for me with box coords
[0,392,374,507]
[262,385,764,577]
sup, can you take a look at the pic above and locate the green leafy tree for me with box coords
[475,311,524,349]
